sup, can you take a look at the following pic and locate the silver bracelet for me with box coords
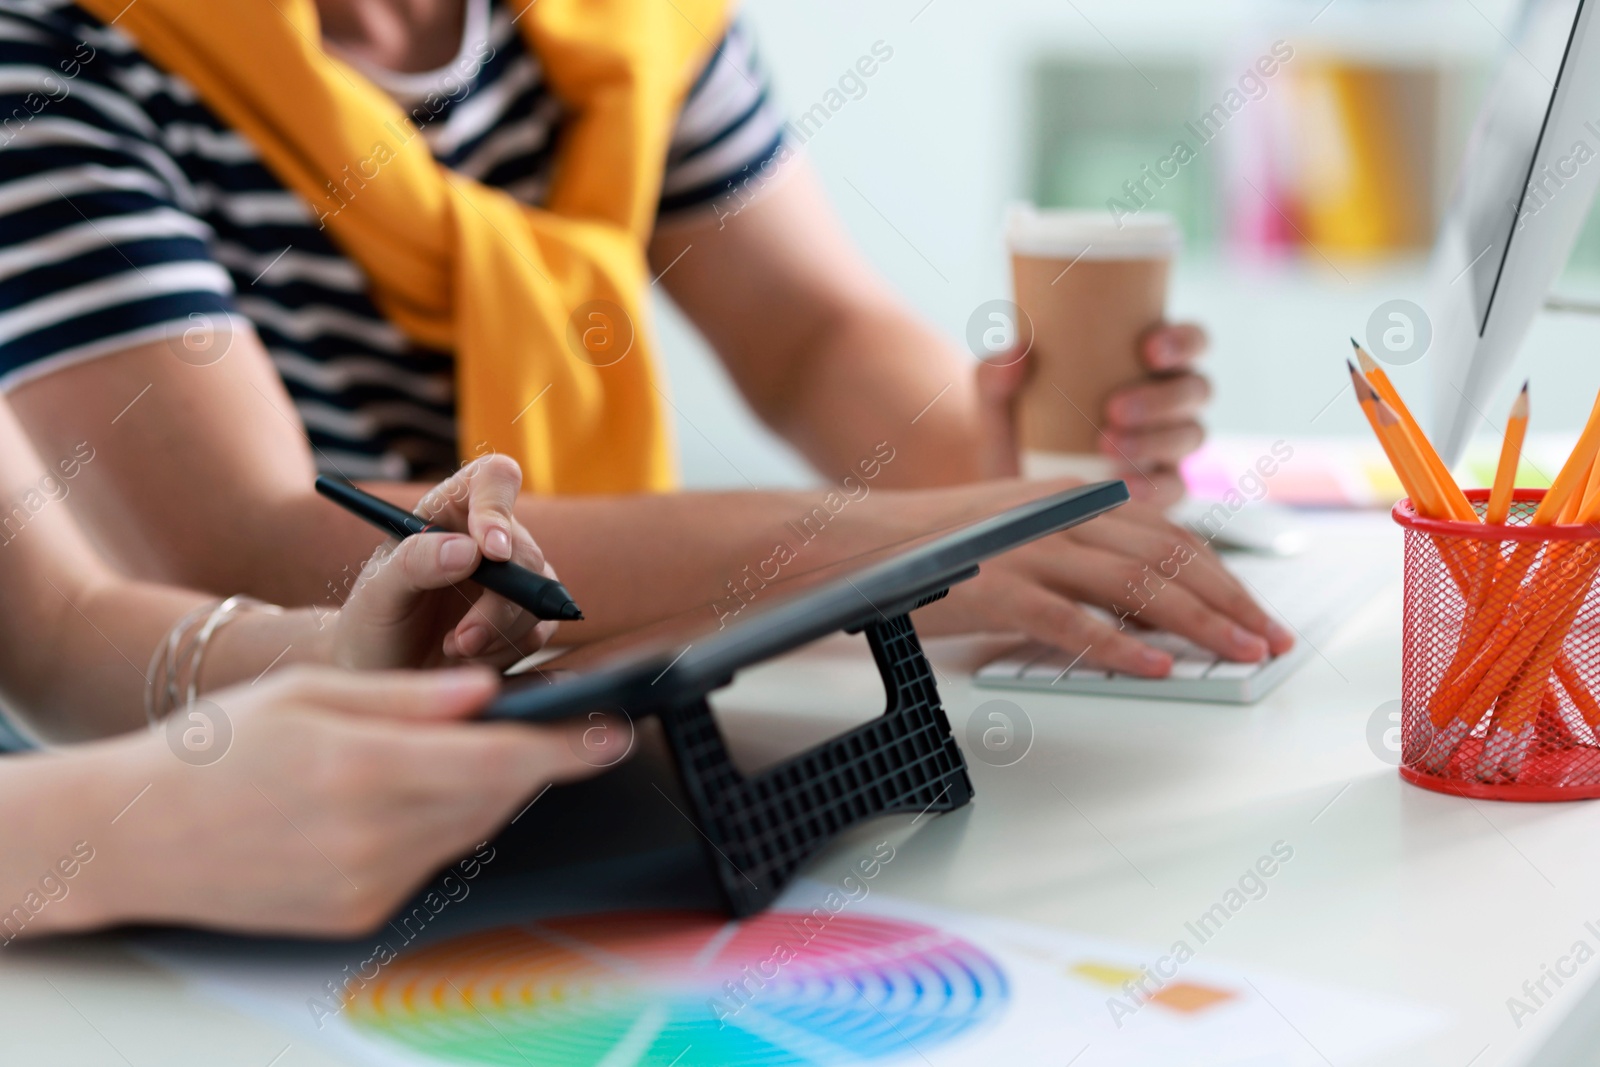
[146,601,216,728]
[145,596,283,725]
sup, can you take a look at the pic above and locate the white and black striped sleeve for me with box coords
[658,17,786,216]
[0,10,232,391]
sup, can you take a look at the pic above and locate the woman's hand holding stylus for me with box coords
[330,455,562,670]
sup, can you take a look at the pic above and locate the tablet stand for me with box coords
[656,590,973,917]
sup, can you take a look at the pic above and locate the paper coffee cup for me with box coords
[1006,205,1180,468]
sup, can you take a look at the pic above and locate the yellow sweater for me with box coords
[78,0,731,493]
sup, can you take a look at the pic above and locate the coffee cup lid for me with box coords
[1005,204,1181,259]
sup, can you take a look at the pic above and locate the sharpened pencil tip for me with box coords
[1350,336,1360,350]
[1347,361,1376,403]
[1352,342,1378,374]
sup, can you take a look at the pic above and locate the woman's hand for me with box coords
[330,455,561,670]
[47,667,614,938]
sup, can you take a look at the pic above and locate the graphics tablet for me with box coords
[486,480,1129,722]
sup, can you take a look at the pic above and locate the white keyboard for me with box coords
[974,533,1395,704]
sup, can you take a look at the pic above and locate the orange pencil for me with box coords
[1351,363,1484,584]
[1562,454,1594,523]
[1476,383,1528,611]
[1486,383,1528,526]
[1353,339,1475,521]
[1556,656,1600,728]
[1372,396,1448,516]
[1478,381,1573,771]
[1351,364,1442,515]
[1353,366,1489,616]
[1530,388,1600,524]
[1485,583,1591,779]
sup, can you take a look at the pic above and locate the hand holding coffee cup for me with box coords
[997,205,1207,507]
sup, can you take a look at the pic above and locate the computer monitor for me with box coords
[1428,0,1600,463]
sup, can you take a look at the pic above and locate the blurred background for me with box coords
[654,0,1600,499]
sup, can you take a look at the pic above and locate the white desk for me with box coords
[5,520,1600,1066]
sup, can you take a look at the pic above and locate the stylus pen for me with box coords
[314,474,584,622]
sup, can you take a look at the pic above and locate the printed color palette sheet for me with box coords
[145,883,1445,1066]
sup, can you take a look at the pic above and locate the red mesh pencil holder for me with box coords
[1395,488,1600,801]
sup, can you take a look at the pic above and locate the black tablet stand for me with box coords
[656,588,974,917]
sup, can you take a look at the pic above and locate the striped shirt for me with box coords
[0,0,785,480]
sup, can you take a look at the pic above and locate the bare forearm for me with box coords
[528,491,918,635]
[759,303,987,487]
[11,574,206,741]
[370,483,945,640]
[0,741,135,936]
[10,575,330,742]
[0,390,335,738]
[650,166,992,489]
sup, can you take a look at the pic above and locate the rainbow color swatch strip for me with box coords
[343,909,1008,1066]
